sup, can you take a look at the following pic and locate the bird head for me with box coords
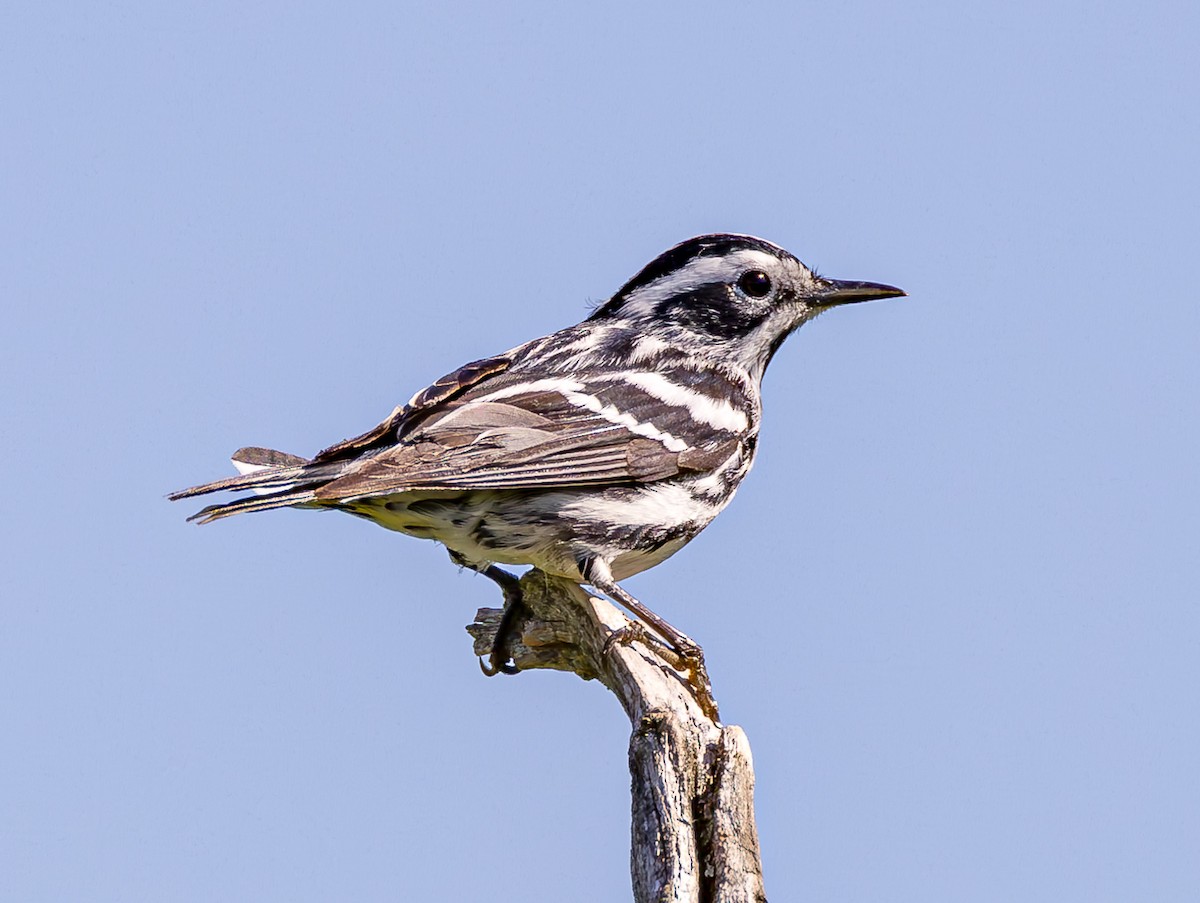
[589,234,904,379]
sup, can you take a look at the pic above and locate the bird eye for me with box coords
[737,270,772,298]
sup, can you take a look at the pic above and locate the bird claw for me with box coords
[682,650,720,723]
[458,554,526,678]
[483,589,526,678]
[480,605,524,677]
[602,623,720,722]
[479,654,520,677]
[602,621,653,658]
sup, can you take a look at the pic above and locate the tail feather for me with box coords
[187,487,322,524]
[231,446,311,473]
[170,445,350,523]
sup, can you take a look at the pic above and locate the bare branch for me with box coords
[467,570,766,902]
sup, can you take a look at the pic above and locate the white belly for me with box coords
[340,481,723,582]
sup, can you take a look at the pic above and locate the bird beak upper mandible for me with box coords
[813,278,907,306]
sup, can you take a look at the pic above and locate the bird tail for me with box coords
[169,446,350,524]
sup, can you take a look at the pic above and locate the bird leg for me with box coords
[583,559,720,722]
[450,551,523,676]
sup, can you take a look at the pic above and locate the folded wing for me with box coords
[312,373,740,501]
[172,361,746,522]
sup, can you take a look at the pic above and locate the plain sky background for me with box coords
[2,2,1197,900]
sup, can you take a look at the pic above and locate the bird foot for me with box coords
[458,554,525,677]
[602,624,720,722]
[479,584,525,676]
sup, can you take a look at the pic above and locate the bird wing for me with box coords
[310,354,514,464]
[313,371,744,502]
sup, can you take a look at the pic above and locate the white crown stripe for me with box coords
[618,249,785,318]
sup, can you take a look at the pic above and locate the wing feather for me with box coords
[311,380,704,501]
[311,354,512,463]
[176,360,750,518]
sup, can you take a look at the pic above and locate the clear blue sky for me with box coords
[3,2,1197,900]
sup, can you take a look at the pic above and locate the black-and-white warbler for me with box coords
[171,234,903,717]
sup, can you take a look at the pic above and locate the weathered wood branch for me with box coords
[467,570,767,903]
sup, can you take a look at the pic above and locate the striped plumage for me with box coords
[172,234,904,716]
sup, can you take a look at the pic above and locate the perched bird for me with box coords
[171,234,903,718]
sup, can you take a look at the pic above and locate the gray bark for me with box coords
[467,570,767,903]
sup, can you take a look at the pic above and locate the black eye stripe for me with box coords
[737,270,772,298]
[655,284,763,340]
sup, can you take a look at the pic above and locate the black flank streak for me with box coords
[571,492,702,550]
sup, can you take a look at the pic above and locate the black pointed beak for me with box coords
[813,277,906,306]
